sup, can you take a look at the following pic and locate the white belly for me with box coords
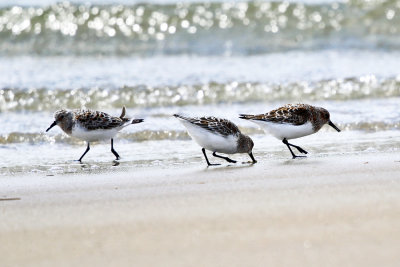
[254,121,315,140]
[71,125,121,142]
[180,121,238,154]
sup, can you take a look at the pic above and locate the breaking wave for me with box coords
[1,76,399,111]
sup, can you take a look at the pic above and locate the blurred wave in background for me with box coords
[1,0,400,55]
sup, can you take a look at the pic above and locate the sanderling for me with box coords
[174,114,256,166]
[239,104,341,159]
[46,106,143,161]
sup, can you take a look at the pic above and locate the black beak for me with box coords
[46,121,57,132]
[328,120,341,132]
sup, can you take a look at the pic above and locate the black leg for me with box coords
[78,142,90,162]
[202,148,220,166]
[111,139,120,160]
[282,138,307,159]
[212,152,237,163]
[290,143,308,154]
[249,152,257,164]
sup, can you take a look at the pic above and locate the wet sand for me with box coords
[1,152,400,267]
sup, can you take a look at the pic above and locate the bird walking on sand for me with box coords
[174,114,257,166]
[46,107,144,161]
[239,104,341,159]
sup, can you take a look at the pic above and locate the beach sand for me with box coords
[1,152,400,267]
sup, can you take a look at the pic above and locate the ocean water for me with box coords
[1,0,399,175]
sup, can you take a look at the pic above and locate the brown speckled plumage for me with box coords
[240,104,330,131]
[173,114,241,137]
[75,110,130,130]
[52,107,144,134]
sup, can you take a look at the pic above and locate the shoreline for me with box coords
[1,151,400,266]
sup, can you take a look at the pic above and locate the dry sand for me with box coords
[1,152,400,267]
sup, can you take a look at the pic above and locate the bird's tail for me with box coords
[239,114,255,120]
[173,114,190,121]
[120,106,127,119]
[120,106,143,124]
[131,119,144,124]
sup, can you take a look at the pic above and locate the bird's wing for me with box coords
[242,104,311,125]
[174,115,240,136]
[75,110,128,130]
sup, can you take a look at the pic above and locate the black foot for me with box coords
[282,138,309,159]
[212,152,237,163]
[292,155,307,159]
[207,163,221,167]
[249,152,257,164]
[295,146,308,154]
[202,148,221,166]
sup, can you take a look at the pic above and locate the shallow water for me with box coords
[0,0,399,175]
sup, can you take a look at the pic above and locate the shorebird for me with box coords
[46,106,143,161]
[239,104,341,159]
[174,114,257,166]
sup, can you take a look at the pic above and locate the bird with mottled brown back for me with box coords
[46,106,144,161]
[240,104,340,159]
